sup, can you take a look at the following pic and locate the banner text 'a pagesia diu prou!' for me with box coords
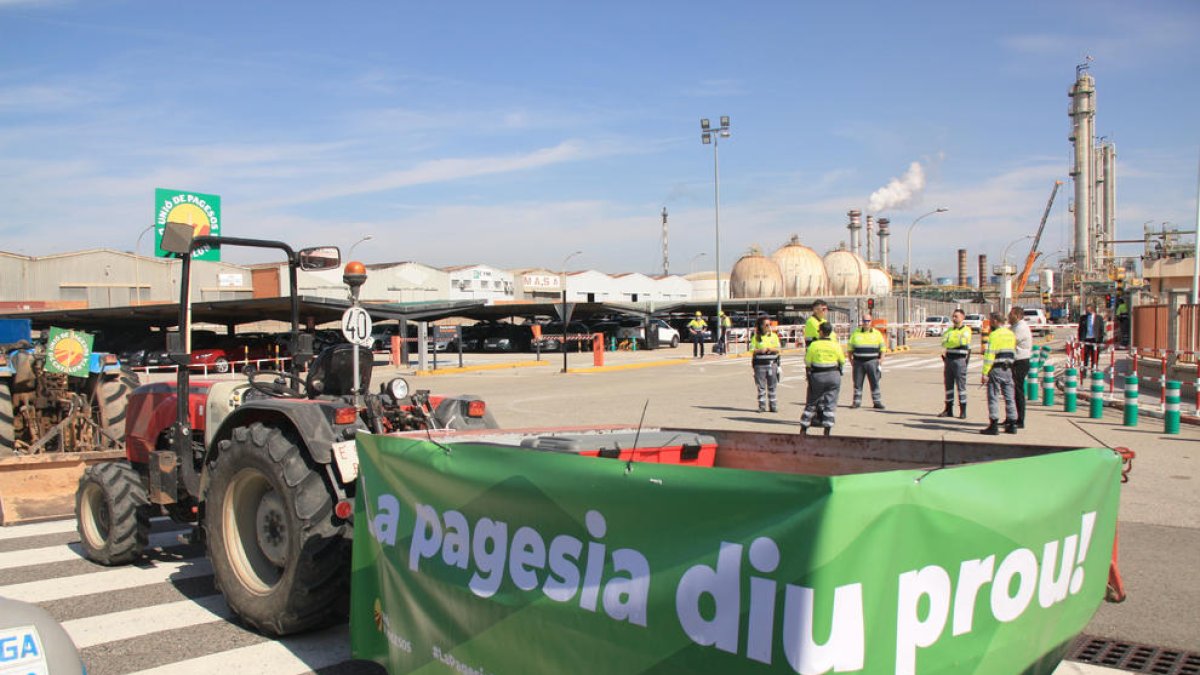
[368,496,1098,675]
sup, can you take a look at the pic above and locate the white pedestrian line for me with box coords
[128,624,350,675]
[1053,662,1128,674]
[884,358,933,369]
[0,518,75,540]
[64,594,233,649]
[0,529,189,572]
[0,556,213,603]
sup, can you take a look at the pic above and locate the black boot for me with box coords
[980,420,999,435]
[799,425,808,436]
[1004,420,1018,434]
[958,403,967,419]
[937,402,954,417]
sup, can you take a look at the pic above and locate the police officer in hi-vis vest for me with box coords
[938,309,972,419]
[980,312,1019,435]
[848,314,885,409]
[749,316,781,412]
[800,322,845,436]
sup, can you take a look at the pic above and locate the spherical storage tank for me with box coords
[730,247,784,298]
[866,267,892,297]
[823,246,870,296]
[771,235,828,296]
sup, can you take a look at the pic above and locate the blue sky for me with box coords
[1,0,1197,278]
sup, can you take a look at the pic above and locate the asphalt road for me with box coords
[1,333,1194,674]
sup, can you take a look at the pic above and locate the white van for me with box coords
[1023,308,1051,336]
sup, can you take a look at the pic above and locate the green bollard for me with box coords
[1027,355,1041,399]
[1064,367,1078,413]
[1090,371,1105,419]
[1042,363,1055,406]
[1123,375,1139,427]
[1165,380,1181,435]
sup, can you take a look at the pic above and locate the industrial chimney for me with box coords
[1068,63,1096,272]
[865,215,875,263]
[877,218,890,271]
[957,249,968,287]
[978,254,988,290]
[847,210,862,258]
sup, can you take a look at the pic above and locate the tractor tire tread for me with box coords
[204,422,349,637]
[75,461,150,566]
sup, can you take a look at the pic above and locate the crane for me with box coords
[1013,180,1062,298]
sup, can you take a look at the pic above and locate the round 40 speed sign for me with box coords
[341,307,373,347]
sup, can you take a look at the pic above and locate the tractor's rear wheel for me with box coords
[204,422,349,637]
[0,381,13,457]
[75,461,150,565]
[94,368,138,449]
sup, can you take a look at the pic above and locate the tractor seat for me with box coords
[306,344,373,397]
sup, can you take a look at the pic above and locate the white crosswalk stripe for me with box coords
[63,594,234,648]
[0,516,1134,674]
[0,529,188,571]
[0,555,213,603]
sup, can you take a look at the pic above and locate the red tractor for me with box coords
[73,224,496,636]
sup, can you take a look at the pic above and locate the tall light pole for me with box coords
[135,224,154,305]
[348,234,374,260]
[905,207,949,323]
[560,250,582,373]
[688,252,707,275]
[701,116,730,329]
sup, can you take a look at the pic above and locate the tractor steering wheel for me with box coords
[247,369,310,399]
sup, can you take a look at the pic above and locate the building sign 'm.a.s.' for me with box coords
[154,188,221,261]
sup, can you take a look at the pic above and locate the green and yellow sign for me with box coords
[44,327,93,378]
[350,434,1121,674]
[154,188,221,261]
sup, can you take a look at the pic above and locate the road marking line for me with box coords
[0,519,76,540]
[0,556,212,603]
[127,624,350,675]
[1054,662,1128,674]
[63,594,233,649]
[0,529,189,571]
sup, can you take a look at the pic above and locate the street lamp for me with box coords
[700,116,730,330]
[348,234,374,260]
[135,224,155,306]
[905,207,949,323]
[560,250,583,373]
[688,252,707,274]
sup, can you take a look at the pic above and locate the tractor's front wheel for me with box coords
[75,461,150,565]
[204,422,349,637]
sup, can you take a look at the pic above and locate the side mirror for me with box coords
[165,332,188,366]
[298,246,341,271]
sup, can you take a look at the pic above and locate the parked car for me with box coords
[483,324,534,352]
[1023,308,1052,336]
[923,315,952,337]
[963,313,985,330]
[616,318,680,349]
[539,321,591,352]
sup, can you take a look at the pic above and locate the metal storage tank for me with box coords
[823,246,870,296]
[867,267,893,297]
[771,235,828,297]
[730,247,784,299]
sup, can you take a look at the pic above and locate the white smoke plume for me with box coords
[868,161,926,213]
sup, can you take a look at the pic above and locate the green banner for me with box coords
[43,327,93,378]
[351,435,1120,674]
[154,188,221,261]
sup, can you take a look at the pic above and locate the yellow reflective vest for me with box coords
[982,326,1016,376]
[805,337,845,370]
[847,327,885,360]
[942,324,972,356]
